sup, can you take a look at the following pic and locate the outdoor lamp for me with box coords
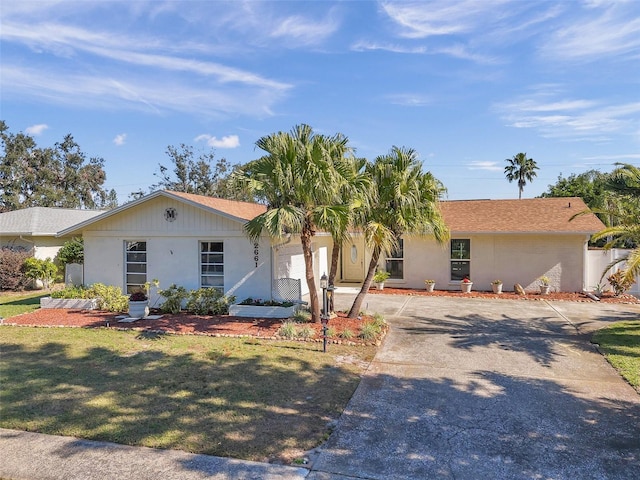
[320,273,328,290]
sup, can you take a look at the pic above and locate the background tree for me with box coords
[348,146,449,318]
[235,124,363,323]
[504,152,539,199]
[152,144,252,201]
[0,121,117,211]
[572,164,640,287]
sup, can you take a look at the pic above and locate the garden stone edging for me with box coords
[40,297,98,310]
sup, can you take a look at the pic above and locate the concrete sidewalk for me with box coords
[2,293,639,479]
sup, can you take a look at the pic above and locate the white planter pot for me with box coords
[425,283,435,292]
[492,283,503,294]
[540,285,551,295]
[40,297,98,310]
[128,300,149,319]
[460,282,473,293]
[229,304,297,319]
[375,282,385,290]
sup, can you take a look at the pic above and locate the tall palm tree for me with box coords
[504,153,539,199]
[236,124,361,323]
[347,146,449,318]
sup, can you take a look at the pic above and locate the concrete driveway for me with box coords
[309,294,640,480]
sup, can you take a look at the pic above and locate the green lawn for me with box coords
[0,326,375,463]
[592,321,640,391]
[0,291,48,318]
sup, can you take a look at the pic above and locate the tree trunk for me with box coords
[301,229,321,323]
[348,246,381,318]
[328,242,340,313]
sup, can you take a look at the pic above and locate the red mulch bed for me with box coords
[2,309,382,344]
[3,288,635,341]
[368,287,640,304]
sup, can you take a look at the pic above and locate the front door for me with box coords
[341,238,365,282]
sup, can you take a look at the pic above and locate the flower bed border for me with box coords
[229,304,297,319]
[40,297,98,310]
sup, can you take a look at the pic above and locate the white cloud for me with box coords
[494,89,640,141]
[25,123,48,135]
[540,2,640,61]
[113,133,127,146]
[270,11,340,45]
[385,93,432,107]
[467,161,502,171]
[195,134,240,149]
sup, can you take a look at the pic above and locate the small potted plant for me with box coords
[491,279,503,294]
[373,269,391,290]
[460,276,473,293]
[424,279,436,292]
[128,279,159,319]
[538,276,551,295]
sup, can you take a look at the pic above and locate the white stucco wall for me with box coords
[386,233,589,293]
[0,235,74,260]
[82,196,272,305]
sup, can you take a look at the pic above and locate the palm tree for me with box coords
[236,124,361,323]
[504,153,539,199]
[347,146,449,318]
[590,164,640,288]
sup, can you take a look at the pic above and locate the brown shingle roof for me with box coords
[439,197,604,234]
[166,191,267,222]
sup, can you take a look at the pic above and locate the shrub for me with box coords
[339,328,354,340]
[186,288,235,315]
[297,324,315,339]
[359,322,380,340]
[22,257,58,289]
[87,283,128,312]
[0,247,31,291]
[158,284,189,314]
[56,237,84,264]
[608,271,634,296]
[325,326,337,338]
[277,321,298,339]
[292,309,311,323]
[51,285,90,299]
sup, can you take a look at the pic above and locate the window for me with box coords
[450,239,470,281]
[201,241,224,290]
[385,239,404,280]
[125,241,147,294]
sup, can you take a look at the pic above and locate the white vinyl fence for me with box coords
[587,248,639,296]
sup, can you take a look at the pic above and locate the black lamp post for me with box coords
[320,273,329,353]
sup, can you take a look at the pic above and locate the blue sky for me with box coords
[2,0,639,203]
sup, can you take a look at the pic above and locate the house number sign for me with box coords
[254,242,259,268]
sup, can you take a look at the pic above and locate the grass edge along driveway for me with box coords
[592,320,640,392]
[0,326,376,464]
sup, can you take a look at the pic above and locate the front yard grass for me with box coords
[0,291,48,318]
[592,321,640,391]
[0,326,375,463]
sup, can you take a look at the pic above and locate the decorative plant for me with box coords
[607,271,633,296]
[128,279,159,302]
[158,284,189,314]
[492,279,502,285]
[424,279,435,284]
[56,237,84,265]
[373,270,391,283]
[22,257,58,289]
[187,288,235,315]
[239,297,294,307]
[538,276,550,286]
[462,276,472,283]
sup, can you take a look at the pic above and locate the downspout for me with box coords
[19,235,36,256]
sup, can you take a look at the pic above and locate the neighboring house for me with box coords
[0,207,105,259]
[58,192,605,304]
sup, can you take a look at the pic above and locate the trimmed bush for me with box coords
[158,284,189,314]
[0,247,31,291]
[186,288,235,315]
